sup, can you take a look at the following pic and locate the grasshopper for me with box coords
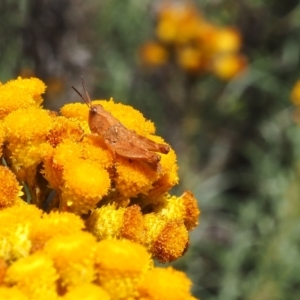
[72,78,170,170]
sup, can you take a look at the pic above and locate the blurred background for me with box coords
[1,0,300,299]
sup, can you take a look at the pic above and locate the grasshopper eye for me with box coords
[90,106,97,114]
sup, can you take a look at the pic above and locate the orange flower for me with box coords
[140,42,168,66]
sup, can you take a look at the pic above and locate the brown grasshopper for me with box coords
[71,78,170,170]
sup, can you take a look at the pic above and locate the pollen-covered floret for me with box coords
[0,77,46,119]
[4,252,58,299]
[137,267,196,300]
[0,166,23,209]
[44,232,98,288]
[94,239,151,299]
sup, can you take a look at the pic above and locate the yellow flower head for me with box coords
[44,231,97,288]
[86,204,144,244]
[3,107,53,182]
[152,191,200,231]
[210,27,242,54]
[30,211,85,252]
[137,267,194,300]
[0,204,42,261]
[94,239,151,299]
[42,139,83,190]
[0,166,23,209]
[0,77,45,119]
[4,252,58,299]
[47,116,83,148]
[63,283,111,300]
[61,158,111,214]
[212,53,247,80]
[3,107,52,145]
[86,204,125,240]
[80,135,113,169]
[114,155,160,198]
[156,3,201,44]
[60,102,90,133]
[152,220,189,263]
[143,213,189,263]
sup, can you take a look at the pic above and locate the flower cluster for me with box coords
[0,77,200,299]
[140,2,247,80]
[0,204,197,299]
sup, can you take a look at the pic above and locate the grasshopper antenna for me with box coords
[71,77,92,108]
[80,76,93,105]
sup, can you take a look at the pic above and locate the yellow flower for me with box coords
[120,204,145,243]
[0,204,42,261]
[114,155,160,198]
[44,232,97,288]
[86,204,125,240]
[61,158,111,214]
[80,135,113,169]
[144,214,189,263]
[63,283,111,300]
[0,77,46,119]
[291,80,300,106]
[94,239,151,299]
[3,107,53,191]
[4,252,58,300]
[152,191,200,231]
[0,166,23,209]
[156,3,201,44]
[210,27,242,54]
[137,267,195,300]
[0,287,28,300]
[46,115,83,148]
[212,53,247,80]
[60,102,90,133]
[29,211,85,252]
[139,42,168,66]
[3,107,52,145]
[42,139,83,190]
[86,204,145,244]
